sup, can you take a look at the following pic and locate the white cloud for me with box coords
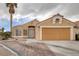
[0,3,79,22]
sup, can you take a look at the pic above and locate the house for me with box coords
[36,14,75,41]
[74,21,79,34]
[12,19,39,40]
[12,14,76,41]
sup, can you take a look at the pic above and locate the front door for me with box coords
[28,26,35,38]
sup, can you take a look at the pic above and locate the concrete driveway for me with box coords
[45,41,79,56]
[0,40,55,56]
[26,40,79,56]
[0,39,79,56]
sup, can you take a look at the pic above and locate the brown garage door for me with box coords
[42,28,70,41]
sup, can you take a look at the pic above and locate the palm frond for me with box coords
[6,3,17,8]
[6,3,10,7]
[14,3,17,8]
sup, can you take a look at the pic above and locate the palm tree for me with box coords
[6,3,17,37]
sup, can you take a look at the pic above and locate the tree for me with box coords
[2,27,4,33]
[6,3,17,37]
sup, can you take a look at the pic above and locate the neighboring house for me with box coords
[74,21,79,34]
[12,19,39,40]
[12,14,78,41]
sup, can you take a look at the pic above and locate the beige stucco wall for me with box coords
[73,27,76,40]
[12,19,39,39]
[12,26,23,36]
[74,28,79,37]
[36,17,75,40]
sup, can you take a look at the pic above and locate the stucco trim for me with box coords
[40,26,74,40]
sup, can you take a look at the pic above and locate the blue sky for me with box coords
[0,17,32,31]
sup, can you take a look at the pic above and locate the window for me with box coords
[23,30,27,36]
[53,15,63,24]
[16,29,18,36]
[53,18,62,24]
[55,18,60,23]
[15,29,21,36]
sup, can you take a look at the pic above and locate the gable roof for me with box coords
[63,18,75,24]
[37,14,75,26]
[52,13,63,18]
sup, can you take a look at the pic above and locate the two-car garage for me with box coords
[36,14,75,41]
[42,27,71,41]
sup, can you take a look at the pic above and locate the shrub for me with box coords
[0,32,11,40]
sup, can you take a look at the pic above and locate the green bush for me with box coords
[0,32,11,40]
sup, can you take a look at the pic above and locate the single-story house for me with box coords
[12,19,39,40]
[74,21,79,34]
[12,14,78,41]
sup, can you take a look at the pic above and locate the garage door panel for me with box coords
[42,28,70,40]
